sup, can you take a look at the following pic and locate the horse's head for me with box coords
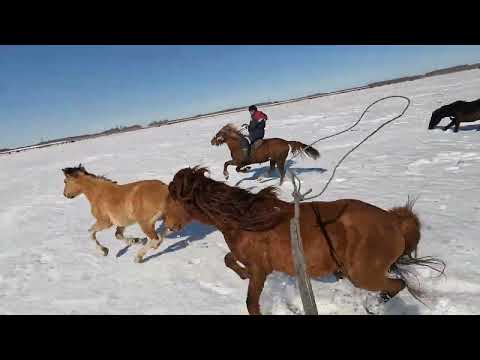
[168,166,215,225]
[428,103,457,129]
[211,124,240,146]
[428,108,445,129]
[169,166,209,202]
[163,196,192,233]
[61,164,87,199]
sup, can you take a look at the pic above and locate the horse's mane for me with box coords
[218,123,244,140]
[62,164,117,184]
[168,166,292,232]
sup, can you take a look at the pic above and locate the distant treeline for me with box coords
[1,125,144,154]
[368,63,480,88]
[34,125,144,146]
[2,62,479,155]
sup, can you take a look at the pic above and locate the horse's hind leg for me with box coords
[453,118,461,133]
[267,160,277,177]
[349,265,406,314]
[115,226,140,245]
[224,252,249,279]
[134,221,163,263]
[245,265,267,315]
[277,155,287,185]
[89,220,112,256]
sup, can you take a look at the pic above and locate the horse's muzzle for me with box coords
[211,136,223,146]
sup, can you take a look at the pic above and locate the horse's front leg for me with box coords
[89,220,113,256]
[453,117,461,133]
[224,252,249,279]
[443,118,455,131]
[115,226,141,246]
[246,265,267,315]
[224,160,235,180]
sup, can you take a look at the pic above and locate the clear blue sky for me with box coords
[1,45,480,148]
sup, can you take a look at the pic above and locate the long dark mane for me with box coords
[62,164,117,184]
[168,166,292,231]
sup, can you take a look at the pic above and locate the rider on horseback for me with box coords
[242,105,268,160]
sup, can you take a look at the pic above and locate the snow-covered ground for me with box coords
[1,70,480,314]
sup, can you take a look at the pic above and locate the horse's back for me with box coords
[304,199,403,269]
[305,198,401,242]
[446,99,480,113]
[308,198,388,217]
[261,138,290,151]
[266,199,401,277]
[122,180,169,221]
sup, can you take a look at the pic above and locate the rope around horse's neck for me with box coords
[293,96,411,201]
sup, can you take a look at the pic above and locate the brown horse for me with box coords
[211,124,320,184]
[62,164,171,263]
[164,166,445,315]
[428,98,480,132]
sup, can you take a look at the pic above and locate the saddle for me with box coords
[240,137,263,162]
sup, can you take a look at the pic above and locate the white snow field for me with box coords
[1,70,480,315]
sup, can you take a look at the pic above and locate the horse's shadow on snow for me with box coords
[234,159,327,187]
[382,295,422,315]
[431,124,480,132]
[116,221,217,261]
[313,275,422,315]
[458,124,480,132]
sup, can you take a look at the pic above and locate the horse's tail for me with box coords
[389,196,446,304]
[388,195,421,257]
[391,255,446,305]
[287,141,320,160]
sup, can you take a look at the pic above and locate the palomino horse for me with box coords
[164,166,445,315]
[62,164,171,263]
[211,124,320,184]
[428,98,480,132]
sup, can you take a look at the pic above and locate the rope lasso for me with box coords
[291,96,411,201]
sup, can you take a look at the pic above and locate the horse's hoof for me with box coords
[364,293,387,315]
[134,256,143,264]
[239,272,250,280]
[101,248,109,256]
[129,238,141,246]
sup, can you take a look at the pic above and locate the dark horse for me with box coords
[164,166,445,315]
[211,124,320,184]
[428,99,480,132]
